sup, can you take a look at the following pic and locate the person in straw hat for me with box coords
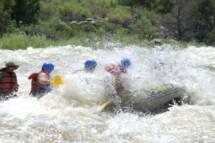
[0,62,19,100]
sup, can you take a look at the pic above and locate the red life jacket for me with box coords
[28,72,47,95]
[0,69,18,95]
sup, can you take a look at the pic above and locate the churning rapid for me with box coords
[0,44,215,143]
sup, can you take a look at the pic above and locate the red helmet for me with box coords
[105,64,115,72]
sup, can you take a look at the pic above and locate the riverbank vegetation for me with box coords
[0,0,215,49]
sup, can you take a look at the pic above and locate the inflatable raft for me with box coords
[101,84,190,113]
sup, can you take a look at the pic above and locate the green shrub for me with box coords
[80,0,118,17]
[70,24,84,36]
[206,28,215,46]
[59,1,92,21]
[0,34,28,49]
[21,19,76,39]
[95,20,116,35]
[131,9,158,39]
[40,0,61,20]
[0,34,52,49]
[29,35,52,48]
[0,0,16,35]
[107,5,132,24]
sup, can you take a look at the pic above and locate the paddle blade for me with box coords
[99,100,113,111]
[51,75,64,86]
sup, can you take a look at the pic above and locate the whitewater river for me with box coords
[0,44,215,143]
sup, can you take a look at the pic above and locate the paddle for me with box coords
[51,74,64,86]
[99,99,113,111]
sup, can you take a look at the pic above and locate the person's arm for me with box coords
[12,73,19,92]
[38,73,50,85]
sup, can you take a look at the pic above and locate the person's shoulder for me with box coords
[38,72,47,76]
[28,72,40,80]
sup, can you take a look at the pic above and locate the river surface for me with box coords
[0,44,215,143]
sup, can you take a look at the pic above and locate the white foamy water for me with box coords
[0,44,215,143]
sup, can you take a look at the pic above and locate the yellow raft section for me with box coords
[99,99,113,111]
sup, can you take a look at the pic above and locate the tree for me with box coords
[192,0,215,42]
[161,0,195,40]
[0,0,16,35]
[12,0,40,25]
[119,0,173,13]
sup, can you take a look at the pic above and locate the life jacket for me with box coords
[0,68,18,95]
[28,71,50,96]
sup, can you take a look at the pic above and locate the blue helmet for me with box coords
[84,60,97,70]
[48,63,54,71]
[121,58,131,68]
[42,63,54,72]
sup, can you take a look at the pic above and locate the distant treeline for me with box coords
[0,0,215,45]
